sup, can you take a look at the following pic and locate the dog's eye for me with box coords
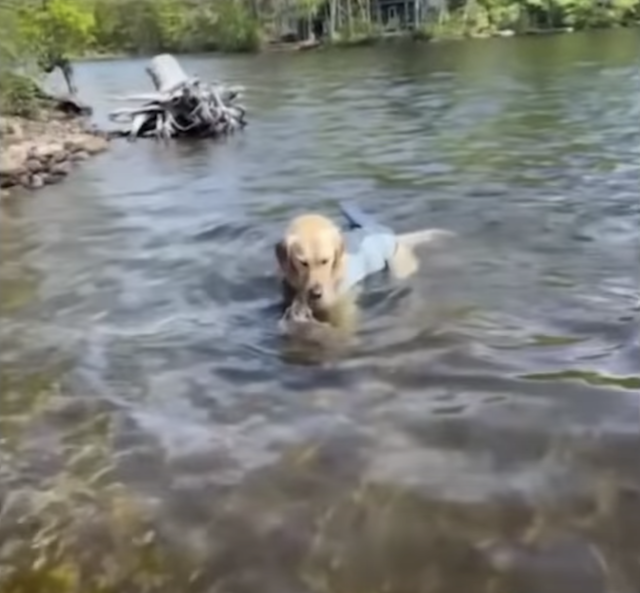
[320,259,329,266]
[299,260,309,268]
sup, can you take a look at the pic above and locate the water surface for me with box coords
[1,29,639,593]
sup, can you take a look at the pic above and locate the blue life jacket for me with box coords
[338,203,398,292]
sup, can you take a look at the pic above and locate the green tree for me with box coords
[0,0,48,115]
[17,0,95,93]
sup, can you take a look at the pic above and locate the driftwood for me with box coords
[108,54,247,140]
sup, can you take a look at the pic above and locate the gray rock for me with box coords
[0,148,27,179]
[51,148,69,163]
[43,173,64,185]
[31,142,64,161]
[30,174,44,189]
[83,135,109,154]
[63,138,83,153]
[0,116,110,192]
[71,150,89,161]
[17,174,31,188]
[64,134,107,155]
[0,117,24,141]
[25,157,43,173]
[50,160,71,176]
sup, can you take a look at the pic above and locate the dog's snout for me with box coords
[308,284,323,301]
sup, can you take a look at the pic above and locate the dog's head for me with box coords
[275,214,345,312]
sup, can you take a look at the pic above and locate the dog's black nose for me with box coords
[308,285,323,301]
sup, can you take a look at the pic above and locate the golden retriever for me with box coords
[275,212,452,319]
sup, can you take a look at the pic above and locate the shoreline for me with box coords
[310,21,640,51]
[73,22,640,61]
[0,111,110,200]
[2,24,635,200]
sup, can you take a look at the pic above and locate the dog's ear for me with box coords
[332,236,346,274]
[275,239,290,275]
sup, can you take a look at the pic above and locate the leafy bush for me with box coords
[0,72,44,118]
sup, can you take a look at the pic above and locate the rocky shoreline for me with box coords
[0,112,110,199]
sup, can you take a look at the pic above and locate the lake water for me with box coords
[1,29,639,593]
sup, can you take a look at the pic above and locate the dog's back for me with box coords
[339,226,398,291]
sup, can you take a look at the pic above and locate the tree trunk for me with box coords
[329,0,338,39]
[146,53,190,93]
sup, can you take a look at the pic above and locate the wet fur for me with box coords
[275,214,346,314]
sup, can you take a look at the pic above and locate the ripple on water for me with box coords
[1,30,640,593]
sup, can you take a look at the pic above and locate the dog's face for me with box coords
[275,214,345,312]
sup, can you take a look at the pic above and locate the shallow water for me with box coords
[1,29,639,592]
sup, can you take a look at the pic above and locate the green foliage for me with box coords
[0,72,44,117]
[17,0,95,65]
[415,0,638,39]
[205,0,263,52]
[90,0,262,55]
[563,0,640,28]
[3,0,639,66]
[0,2,27,69]
[92,0,167,54]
